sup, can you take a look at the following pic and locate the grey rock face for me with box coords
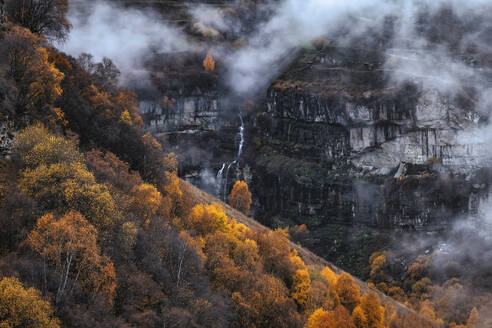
[141,92,221,133]
[267,85,489,175]
[251,72,491,230]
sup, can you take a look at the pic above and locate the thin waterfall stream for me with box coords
[216,114,245,200]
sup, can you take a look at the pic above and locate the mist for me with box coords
[226,0,396,95]
[60,1,193,86]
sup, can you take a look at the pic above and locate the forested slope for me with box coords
[0,1,466,327]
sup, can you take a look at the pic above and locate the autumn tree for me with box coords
[407,255,431,282]
[467,307,479,328]
[19,161,117,228]
[305,306,355,328]
[203,52,215,72]
[28,211,117,304]
[254,228,306,286]
[321,266,338,288]
[336,273,360,312]
[305,308,335,328]
[5,0,71,40]
[418,300,443,326]
[0,277,60,328]
[309,271,339,311]
[353,305,368,328]
[14,125,117,228]
[120,110,132,125]
[15,131,83,169]
[129,183,163,224]
[353,292,385,328]
[291,269,313,311]
[1,26,64,120]
[184,203,229,236]
[368,252,388,284]
[232,238,260,269]
[162,169,183,219]
[140,133,173,186]
[232,274,303,328]
[85,149,143,193]
[228,180,252,214]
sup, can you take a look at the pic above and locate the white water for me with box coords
[216,163,226,197]
[222,114,245,200]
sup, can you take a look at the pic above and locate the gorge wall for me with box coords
[250,46,490,231]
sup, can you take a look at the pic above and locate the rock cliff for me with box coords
[249,45,491,234]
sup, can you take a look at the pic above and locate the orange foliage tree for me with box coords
[353,292,385,328]
[28,211,117,304]
[203,52,215,72]
[130,183,163,224]
[228,180,252,214]
[2,26,64,121]
[305,306,355,328]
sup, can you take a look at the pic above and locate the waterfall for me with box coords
[216,163,226,198]
[237,114,245,158]
[223,114,245,201]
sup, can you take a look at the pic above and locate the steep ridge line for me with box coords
[180,179,437,324]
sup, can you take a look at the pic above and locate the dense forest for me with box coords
[0,0,488,327]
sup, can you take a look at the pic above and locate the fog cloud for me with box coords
[61,1,193,85]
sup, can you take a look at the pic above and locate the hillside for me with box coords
[1,0,491,327]
[181,179,434,320]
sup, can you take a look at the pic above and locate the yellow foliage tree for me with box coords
[19,161,117,229]
[130,183,163,224]
[356,292,385,328]
[203,52,215,72]
[305,308,336,328]
[162,170,183,218]
[305,306,355,328]
[22,135,82,169]
[12,123,50,162]
[185,203,229,236]
[0,277,60,328]
[321,266,338,288]
[228,180,252,214]
[353,305,368,328]
[232,238,260,268]
[336,273,360,312]
[292,269,313,311]
[13,123,83,169]
[120,110,132,126]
